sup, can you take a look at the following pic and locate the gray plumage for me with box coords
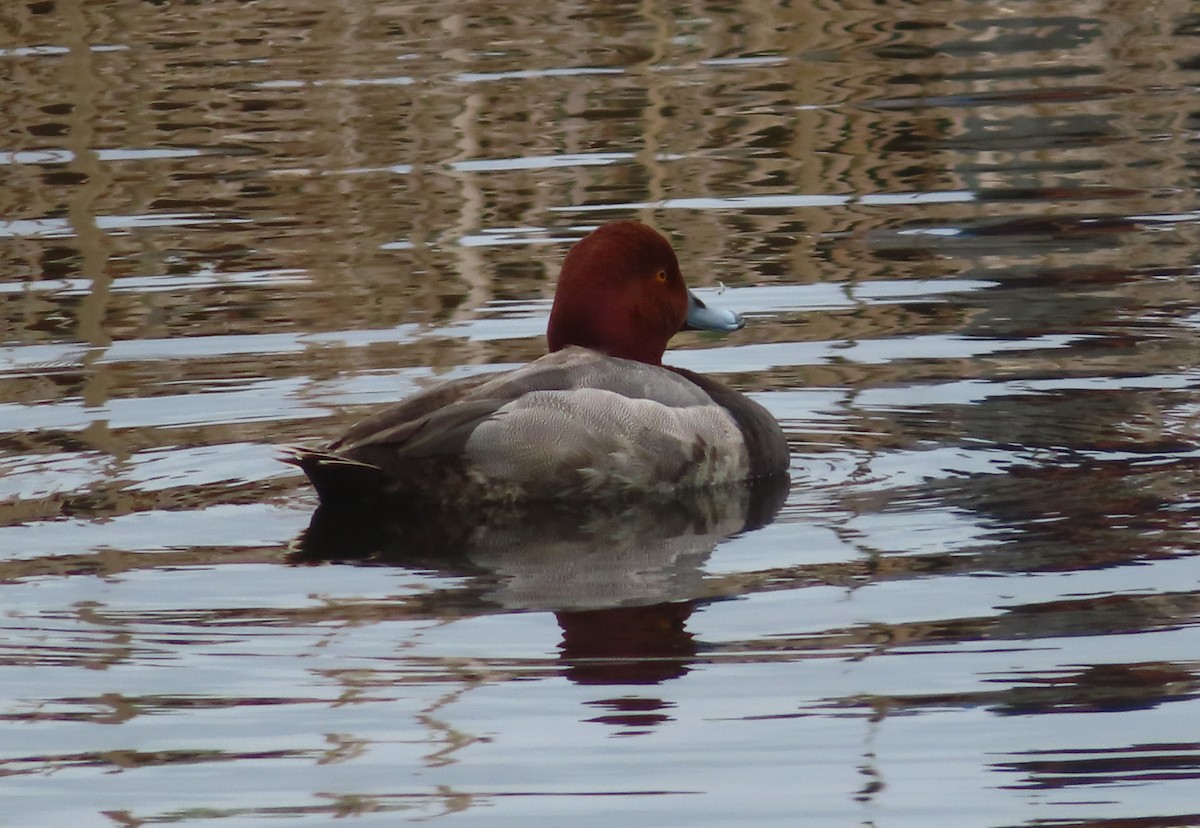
[285,346,766,506]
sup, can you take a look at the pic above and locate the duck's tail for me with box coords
[281,446,387,506]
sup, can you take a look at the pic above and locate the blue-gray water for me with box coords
[3,2,1200,825]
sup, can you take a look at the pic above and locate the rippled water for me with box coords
[4,1,1200,825]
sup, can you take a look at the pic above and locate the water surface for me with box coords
[3,1,1200,825]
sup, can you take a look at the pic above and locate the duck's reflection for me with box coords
[293,477,787,710]
[560,602,697,686]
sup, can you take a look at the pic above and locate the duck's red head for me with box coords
[546,221,689,365]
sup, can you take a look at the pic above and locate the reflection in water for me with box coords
[294,480,785,607]
[296,477,787,701]
[835,662,1199,720]
[997,739,1200,793]
[561,602,696,688]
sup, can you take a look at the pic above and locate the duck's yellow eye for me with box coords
[655,270,668,282]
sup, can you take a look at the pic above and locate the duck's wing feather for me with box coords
[289,347,748,504]
[336,346,715,455]
[330,371,497,451]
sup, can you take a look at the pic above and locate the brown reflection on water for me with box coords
[5,0,1199,398]
[13,0,1189,358]
[833,661,1200,721]
[561,602,697,686]
[997,740,1200,793]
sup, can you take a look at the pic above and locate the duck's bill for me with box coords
[683,289,744,332]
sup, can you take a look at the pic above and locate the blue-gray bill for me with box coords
[684,289,744,332]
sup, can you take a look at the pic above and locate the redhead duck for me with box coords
[286,221,788,506]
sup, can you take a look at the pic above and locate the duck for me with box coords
[285,221,788,508]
